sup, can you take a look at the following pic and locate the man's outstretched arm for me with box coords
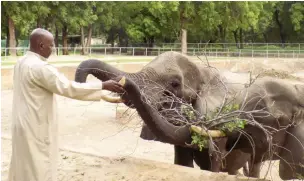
[29,63,124,102]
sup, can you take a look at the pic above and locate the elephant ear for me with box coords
[295,84,304,107]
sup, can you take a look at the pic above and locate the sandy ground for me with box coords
[2,89,297,181]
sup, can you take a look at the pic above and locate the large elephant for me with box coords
[74,51,304,180]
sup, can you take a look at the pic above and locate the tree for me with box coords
[1,2,34,55]
[53,2,98,55]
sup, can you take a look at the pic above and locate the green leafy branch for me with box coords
[182,102,249,150]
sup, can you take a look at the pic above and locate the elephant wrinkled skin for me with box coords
[74,51,304,180]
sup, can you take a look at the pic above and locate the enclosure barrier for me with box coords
[1,45,304,60]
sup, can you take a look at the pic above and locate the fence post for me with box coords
[90,47,92,56]
[158,48,160,55]
[132,48,134,56]
[105,47,107,55]
[146,48,147,56]
[119,48,121,55]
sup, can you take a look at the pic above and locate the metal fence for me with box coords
[2,44,304,60]
[159,43,304,49]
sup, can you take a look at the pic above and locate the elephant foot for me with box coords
[279,161,304,180]
[174,145,194,168]
[242,163,249,177]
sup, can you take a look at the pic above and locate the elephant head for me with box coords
[74,51,223,146]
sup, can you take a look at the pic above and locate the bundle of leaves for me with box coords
[181,103,248,151]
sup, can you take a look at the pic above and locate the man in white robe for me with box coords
[7,28,125,181]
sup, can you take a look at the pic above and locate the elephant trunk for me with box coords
[122,77,193,147]
[74,59,147,84]
[75,59,126,82]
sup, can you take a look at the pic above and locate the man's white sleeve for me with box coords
[29,63,105,101]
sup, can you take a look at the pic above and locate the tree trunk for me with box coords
[55,26,59,55]
[239,28,243,49]
[6,24,10,55]
[218,25,226,49]
[263,33,268,43]
[251,27,255,43]
[81,26,86,55]
[179,2,187,54]
[8,17,16,56]
[233,29,239,49]
[110,30,115,54]
[274,9,286,48]
[37,18,42,28]
[62,25,68,55]
[44,18,49,30]
[85,24,92,54]
[181,29,187,54]
[118,28,128,53]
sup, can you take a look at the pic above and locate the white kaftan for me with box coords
[8,51,106,181]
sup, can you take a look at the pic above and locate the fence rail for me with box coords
[2,46,304,60]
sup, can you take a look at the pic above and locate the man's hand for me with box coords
[102,80,125,93]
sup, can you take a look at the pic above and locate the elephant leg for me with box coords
[174,145,194,168]
[242,162,250,177]
[248,160,262,178]
[140,124,158,141]
[223,149,251,175]
[279,123,304,180]
[203,137,229,172]
[193,149,211,170]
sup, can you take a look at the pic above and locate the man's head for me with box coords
[29,28,54,59]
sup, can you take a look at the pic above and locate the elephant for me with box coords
[74,51,304,180]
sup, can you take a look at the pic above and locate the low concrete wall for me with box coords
[2,59,304,90]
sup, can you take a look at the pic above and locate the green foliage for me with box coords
[183,102,248,150]
[290,2,304,32]
[218,118,247,132]
[210,103,247,133]
[2,1,304,48]
[181,104,197,121]
[191,132,209,151]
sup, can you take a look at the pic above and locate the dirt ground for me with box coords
[1,57,304,181]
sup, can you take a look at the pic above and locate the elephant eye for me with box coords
[171,81,180,88]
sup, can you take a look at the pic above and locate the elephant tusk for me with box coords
[100,94,124,103]
[190,125,226,137]
[100,76,127,103]
[118,76,126,86]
